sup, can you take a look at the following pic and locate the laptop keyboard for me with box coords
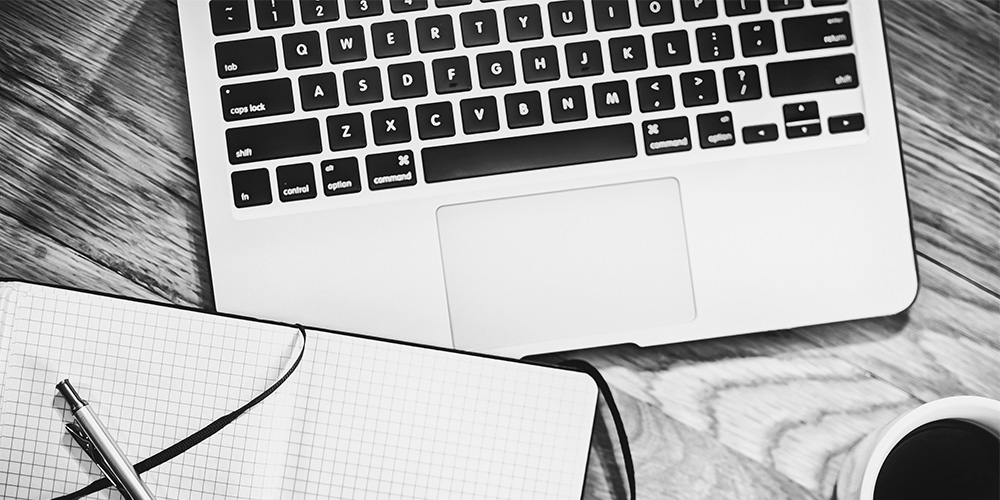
[211,0,864,209]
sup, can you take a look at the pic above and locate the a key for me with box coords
[367,150,418,191]
[696,26,734,63]
[521,46,560,83]
[432,56,473,94]
[422,124,636,182]
[372,20,411,58]
[255,0,294,29]
[478,51,517,88]
[609,36,648,73]
[739,20,777,57]
[724,0,761,16]
[460,96,500,134]
[345,0,384,18]
[210,0,250,35]
[548,1,587,36]
[390,0,428,12]
[652,31,691,67]
[232,168,272,208]
[460,10,500,47]
[767,54,858,97]
[642,117,691,155]
[226,118,322,164]
[371,107,411,146]
[722,66,762,102]
[637,0,674,26]
[505,4,544,42]
[298,73,339,111]
[282,32,323,69]
[276,162,317,202]
[829,113,865,133]
[680,0,717,21]
[343,67,384,105]
[680,70,718,107]
[593,0,631,31]
[783,12,853,52]
[565,41,604,77]
[636,75,675,112]
[416,15,455,53]
[320,158,363,196]
[327,26,367,63]
[505,91,544,128]
[548,86,588,123]
[221,78,294,121]
[416,102,456,139]
[697,111,736,148]
[593,80,631,118]
[387,62,428,99]
[743,124,779,143]
[300,0,339,23]
[768,0,803,11]
[327,113,367,151]
[216,37,277,78]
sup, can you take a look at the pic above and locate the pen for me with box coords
[56,379,157,500]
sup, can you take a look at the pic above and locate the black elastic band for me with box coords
[559,359,636,500]
[53,325,308,500]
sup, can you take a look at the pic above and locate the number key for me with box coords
[255,0,294,29]
[390,0,428,12]
[346,0,384,18]
[300,0,338,23]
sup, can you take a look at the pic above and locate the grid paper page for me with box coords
[0,283,597,499]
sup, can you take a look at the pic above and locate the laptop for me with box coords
[177,0,917,357]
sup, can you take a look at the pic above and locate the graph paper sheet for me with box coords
[0,283,597,499]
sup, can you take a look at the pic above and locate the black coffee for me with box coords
[874,418,999,500]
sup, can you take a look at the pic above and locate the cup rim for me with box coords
[860,395,1000,498]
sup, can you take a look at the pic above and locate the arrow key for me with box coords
[783,101,819,122]
[786,122,822,138]
[743,124,779,144]
[829,113,865,133]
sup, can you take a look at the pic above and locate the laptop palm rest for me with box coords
[436,178,697,353]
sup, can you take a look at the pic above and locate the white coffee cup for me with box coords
[835,396,1000,500]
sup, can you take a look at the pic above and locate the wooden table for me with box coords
[0,1,996,498]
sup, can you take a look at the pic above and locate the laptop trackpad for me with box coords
[436,178,696,352]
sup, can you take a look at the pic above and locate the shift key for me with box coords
[767,54,858,97]
[227,118,322,164]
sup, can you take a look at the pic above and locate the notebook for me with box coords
[0,282,598,499]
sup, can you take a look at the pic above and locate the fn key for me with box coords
[232,168,272,208]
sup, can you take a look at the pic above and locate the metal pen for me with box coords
[56,379,157,500]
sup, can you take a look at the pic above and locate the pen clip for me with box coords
[66,421,137,500]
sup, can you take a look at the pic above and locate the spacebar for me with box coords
[422,124,637,183]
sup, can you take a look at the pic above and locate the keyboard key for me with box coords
[652,30,691,67]
[276,162,317,202]
[829,112,865,133]
[460,10,500,47]
[679,70,718,107]
[390,0,428,12]
[210,0,250,35]
[432,56,472,94]
[767,54,858,97]
[782,101,819,122]
[813,0,848,5]
[227,118,322,164]
[327,113,367,150]
[724,0,761,16]
[422,124,636,183]
[548,1,587,36]
[768,0,803,10]
[637,0,674,26]
[697,111,735,148]
[505,91,544,128]
[371,107,411,145]
[282,32,323,69]
[743,124,778,143]
[299,73,339,110]
[372,20,411,58]
[216,37,277,78]
[680,0,717,21]
[343,67,384,104]
[783,12,853,52]
[505,4,544,42]
[388,62,428,100]
[321,158,363,196]
[416,102,456,139]
[642,117,691,155]
[565,41,604,77]
[636,75,675,112]
[548,85,588,123]
[221,78,294,121]
[786,122,821,138]
[478,51,517,88]
[327,26,367,63]
[722,65,761,102]
[436,0,472,6]
[255,0,294,29]
[609,36,648,72]
[521,46,560,83]
[345,0,384,18]
[593,80,631,117]
[416,15,456,53]
[300,0,339,23]
[232,168,272,208]
[593,0,630,31]
[367,150,417,191]
[739,20,777,57]
[695,25,734,62]
[460,96,500,134]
